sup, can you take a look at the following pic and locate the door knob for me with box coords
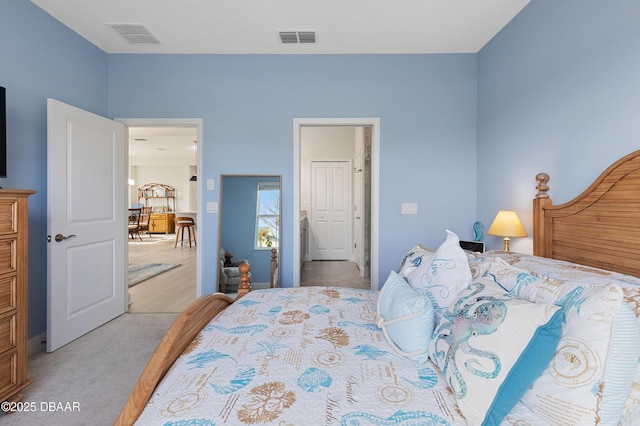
[54,234,76,242]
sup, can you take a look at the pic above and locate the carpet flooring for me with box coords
[0,313,178,426]
[128,263,180,287]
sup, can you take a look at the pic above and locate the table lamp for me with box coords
[487,210,527,251]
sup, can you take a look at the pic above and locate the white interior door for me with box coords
[310,161,350,260]
[47,99,126,352]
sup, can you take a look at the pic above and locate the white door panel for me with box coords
[67,241,115,315]
[47,99,126,352]
[310,161,350,260]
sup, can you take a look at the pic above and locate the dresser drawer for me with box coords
[0,351,17,397]
[0,314,15,354]
[0,238,16,276]
[0,200,16,234]
[0,276,16,315]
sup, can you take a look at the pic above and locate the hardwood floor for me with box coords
[300,260,371,289]
[127,233,197,313]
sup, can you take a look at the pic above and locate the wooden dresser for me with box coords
[0,189,34,404]
[149,213,175,234]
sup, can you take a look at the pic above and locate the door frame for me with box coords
[116,118,203,298]
[293,117,380,290]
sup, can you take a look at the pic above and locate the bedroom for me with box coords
[0,0,639,422]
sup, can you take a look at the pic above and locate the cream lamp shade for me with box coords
[487,210,527,251]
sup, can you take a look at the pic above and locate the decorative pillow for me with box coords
[485,256,557,296]
[601,301,640,425]
[397,244,434,278]
[376,271,434,363]
[465,251,493,280]
[428,277,564,426]
[407,230,472,312]
[485,259,640,425]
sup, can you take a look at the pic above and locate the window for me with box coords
[255,182,280,249]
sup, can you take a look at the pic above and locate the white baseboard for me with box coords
[28,332,47,356]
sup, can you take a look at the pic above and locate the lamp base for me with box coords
[502,237,510,252]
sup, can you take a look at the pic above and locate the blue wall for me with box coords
[477,0,640,252]
[0,0,109,338]
[107,54,479,293]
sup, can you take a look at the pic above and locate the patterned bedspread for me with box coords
[134,286,545,425]
[481,251,640,324]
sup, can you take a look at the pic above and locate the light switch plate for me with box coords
[206,202,218,213]
[401,202,418,215]
[207,179,214,190]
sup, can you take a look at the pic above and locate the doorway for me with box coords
[118,118,202,313]
[293,118,380,290]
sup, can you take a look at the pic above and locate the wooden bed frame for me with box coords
[533,149,640,278]
[117,150,640,425]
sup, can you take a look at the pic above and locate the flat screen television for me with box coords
[0,86,6,178]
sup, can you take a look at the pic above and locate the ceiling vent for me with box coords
[107,24,161,45]
[278,31,317,44]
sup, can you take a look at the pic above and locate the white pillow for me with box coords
[601,301,640,424]
[520,284,629,424]
[397,244,433,278]
[376,271,434,363]
[429,277,564,425]
[407,230,472,312]
[486,260,640,424]
[464,251,493,280]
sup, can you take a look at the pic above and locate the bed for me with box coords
[116,151,640,425]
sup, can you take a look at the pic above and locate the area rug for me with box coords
[128,263,181,287]
[128,234,176,244]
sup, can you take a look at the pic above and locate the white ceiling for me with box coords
[128,126,197,159]
[31,0,529,54]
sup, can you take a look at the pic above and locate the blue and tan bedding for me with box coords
[132,231,640,425]
[135,286,468,425]
[134,284,556,425]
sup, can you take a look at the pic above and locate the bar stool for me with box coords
[174,217,197,248]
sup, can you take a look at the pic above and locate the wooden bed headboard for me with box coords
[533,149,640,278]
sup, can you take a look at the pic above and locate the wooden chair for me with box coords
[128,208,142,241]
[174,217,196,248]
[138,206,152,238]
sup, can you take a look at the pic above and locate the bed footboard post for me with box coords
[533,173,551,257]
[236,262,251,299]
